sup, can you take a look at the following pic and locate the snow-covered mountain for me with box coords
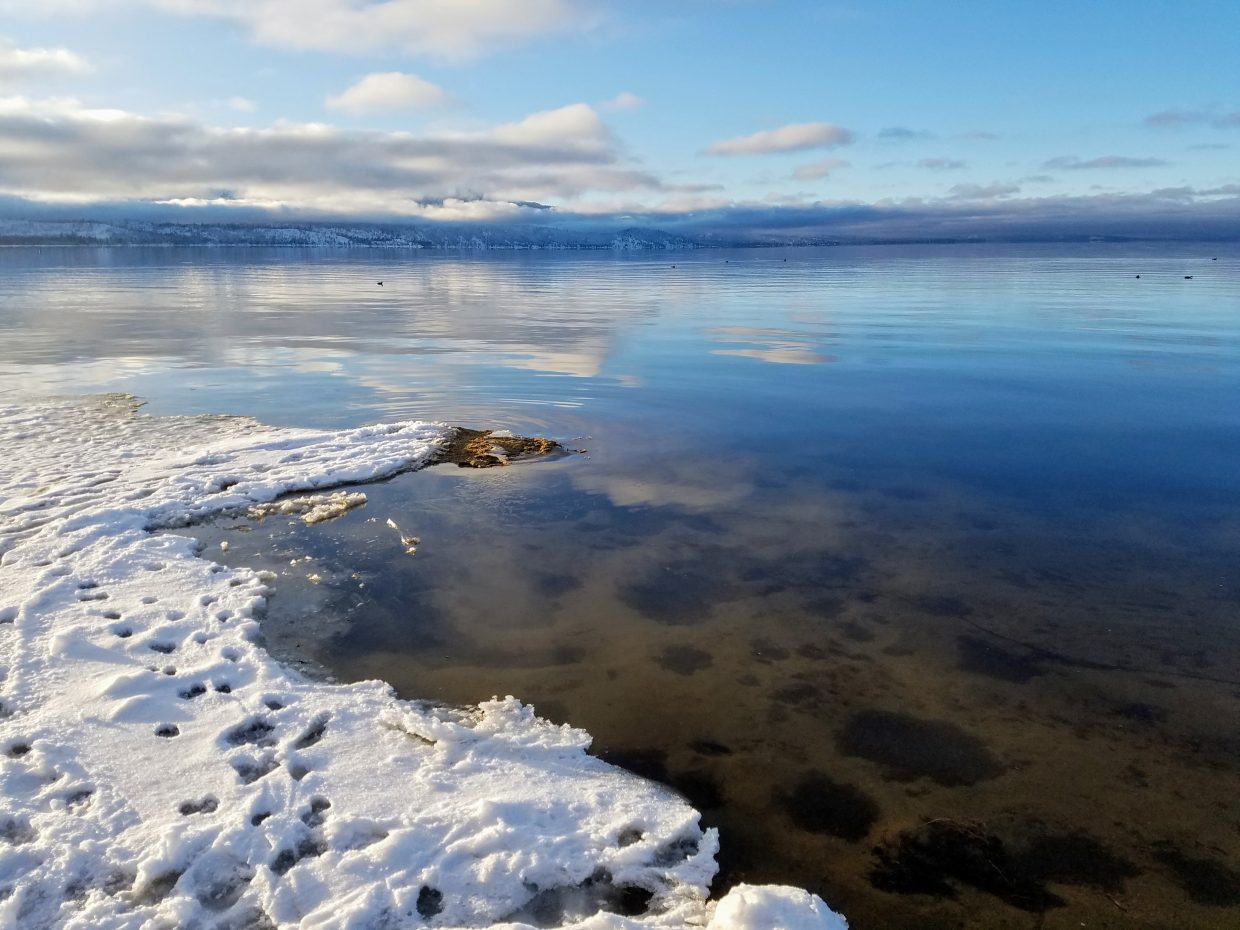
[0,219,707,250]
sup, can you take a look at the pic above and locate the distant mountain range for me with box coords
[0,217,1206,250]
[0,219,720,250]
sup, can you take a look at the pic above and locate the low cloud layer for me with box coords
[8,184,1238,246]
[0,84,1234,242]
[706,122,854,156]
[0,96,673,219]
[653,188,1240,242]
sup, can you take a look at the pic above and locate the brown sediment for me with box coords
[435,427,564,468]
[186,440,1240,930]
[869,818,1145,914]
[869,819,1064,912]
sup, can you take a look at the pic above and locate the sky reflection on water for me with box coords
[4,243,1240,930]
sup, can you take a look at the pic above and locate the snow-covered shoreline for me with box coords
[0,396,844,930]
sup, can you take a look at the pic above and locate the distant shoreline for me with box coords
[2,218,1238,251]
[1,235,1235,251]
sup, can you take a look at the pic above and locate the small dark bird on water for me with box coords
[377,281,383,286]
[1136,274,1140,278]
[1184,275,1193,280]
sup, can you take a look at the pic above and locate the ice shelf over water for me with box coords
[0,396,845,930]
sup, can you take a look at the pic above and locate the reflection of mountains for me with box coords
[707,326,835,365]
[0,257,670,386]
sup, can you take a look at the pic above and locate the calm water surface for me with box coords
[3,244,1239,930]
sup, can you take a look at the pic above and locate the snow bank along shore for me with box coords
[0,396,845,930]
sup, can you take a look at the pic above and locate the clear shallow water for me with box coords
[4,244,1240,929]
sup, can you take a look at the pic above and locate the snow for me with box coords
[0,395,845,930]
[706,886,846,930]
[247,491,370,525]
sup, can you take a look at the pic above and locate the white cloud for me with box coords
[603,91,645,111]
[488,102,611,154]
[792,158,849,180]
[1043,155,1170,170]
[0,40,91,79]
[326,72,449,114]
[0,95,667,216]
[947,182,1020,200]
[14,0,591,59]
[706,122,854,156]
[224,96,255,112]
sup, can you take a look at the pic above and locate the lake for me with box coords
[2,243,1238,930]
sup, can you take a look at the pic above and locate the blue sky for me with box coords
[1,0,1238,237]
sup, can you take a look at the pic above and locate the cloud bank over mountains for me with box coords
[0,1,1239,242]
[1,83,1237,241]
[0,95,689,222]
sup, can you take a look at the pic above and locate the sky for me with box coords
[1,0,1239,239]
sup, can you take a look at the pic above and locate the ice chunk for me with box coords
[708,884,847,930]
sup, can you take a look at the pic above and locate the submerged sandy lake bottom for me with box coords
[5,243,1240,929]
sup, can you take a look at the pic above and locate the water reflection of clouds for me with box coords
[572,450,756,513]
[0,254,664,416]
[292,360,346,374]
[574,472,751,511]
[706,326,835,366]
[0,356,170,395]
[499,345,610,378]
[713,346,834,365]
[1,255,657,357]
[339,338,625,421]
